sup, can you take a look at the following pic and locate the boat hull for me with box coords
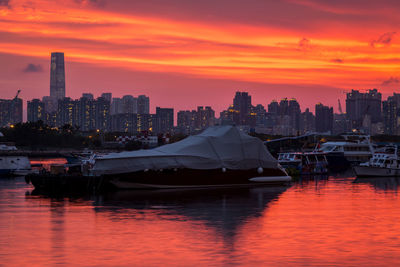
[106,168,291,189]
[354,166,400,177]
[27,168,291,193]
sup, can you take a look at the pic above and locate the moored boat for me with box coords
[0,142,32,176]
[92,126,291,189]
[278,151,328,175]
[354,145,400,177]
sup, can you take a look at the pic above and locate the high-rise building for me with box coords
[76,96,94,131]
[122,95,137,114]
[95,97,111,131]
[42,96,57,113]
[288,98,301,131]
[197,106,215,129]
[279,98,289,116]
[346,89,382,128]
[268,100,280,115]
[57,97,77,127]
[233,91,252,125]
[27,99,45,123]
[0,97,22,127]
[156,107,174,133]
[111,97,123,115]
[299,108,315,134]
[82,93,94,100]
[137,95,150,114]
[383,93,400,135]
[50,52,66,101]
[315,103,333,133]
[101,93,112,103]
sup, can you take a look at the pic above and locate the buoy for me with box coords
[257,167,263,174]
[222,167,226,173]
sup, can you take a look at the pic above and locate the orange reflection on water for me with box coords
[1,177,400,266]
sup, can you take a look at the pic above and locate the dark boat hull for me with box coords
[26,168,291,193]
[105,168,290,189]
[325,152,351,172]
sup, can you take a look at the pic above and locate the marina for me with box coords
[2,174,400,266]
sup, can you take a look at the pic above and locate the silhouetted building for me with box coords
[346,89,382,128]
[42,96,57,114]
[27,99,45,123]
[122,95,137,114]
[233,91,252,125]
[95,97,111,131]
[300,108,315,134]
[315,103,333,133]
[137,95,150,114]
[288,98,301,131]
[57,97,77,127]
[156,107,174,133]
[383,93,400,135]
[177,106,215,134]
[267,100,279,115]
[82,93,94,101]
[77,96,95,131]
[0,97,22,127]
[101,93,112,103]
[111,97,123,115]
[50,52,66,101]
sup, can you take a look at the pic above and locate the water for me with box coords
[1,174,400,266]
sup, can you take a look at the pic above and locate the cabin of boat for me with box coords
[320,133,374,164]
[354,145,400,177]
[278,152,328,174]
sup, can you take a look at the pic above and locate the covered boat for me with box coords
[92,126,290,189]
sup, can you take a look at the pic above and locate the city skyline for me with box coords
[0,0,399,114]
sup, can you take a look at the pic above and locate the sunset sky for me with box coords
[0,0,399,114]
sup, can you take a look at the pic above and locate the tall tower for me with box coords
[50,52,65,101]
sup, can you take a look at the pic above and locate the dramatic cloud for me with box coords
[0,0,400,112]
[0,0,10,7]
[23,63,43,73]
[382,77,400,86]
[298,38,310,48]
[331,58,344,63]
[370,32,396,47]
[74,0,105,7]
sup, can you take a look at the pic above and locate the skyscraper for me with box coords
[137,95,150,114]
[233,92,252,125]
[27,99,45,123]
[315,103,333,133]
[346,89,382,128]
[156,107,174,133]
[50,52,66,101]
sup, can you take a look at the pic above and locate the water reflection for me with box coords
[3,175,400,266]
[353,177,400,192]
[93,186,288,239]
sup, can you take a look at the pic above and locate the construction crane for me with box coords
[14,90,21,100]
[338,99,343,114]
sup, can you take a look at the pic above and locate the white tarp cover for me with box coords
[92,125,278,175]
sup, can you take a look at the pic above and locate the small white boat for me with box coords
[354,145,400,177]
[0,143,32,176]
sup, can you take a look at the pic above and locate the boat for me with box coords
[354,145,400,177]
[278,151,328,175]
[91,126,291,189]
[319,133,375,170]
[0,142,32,176]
